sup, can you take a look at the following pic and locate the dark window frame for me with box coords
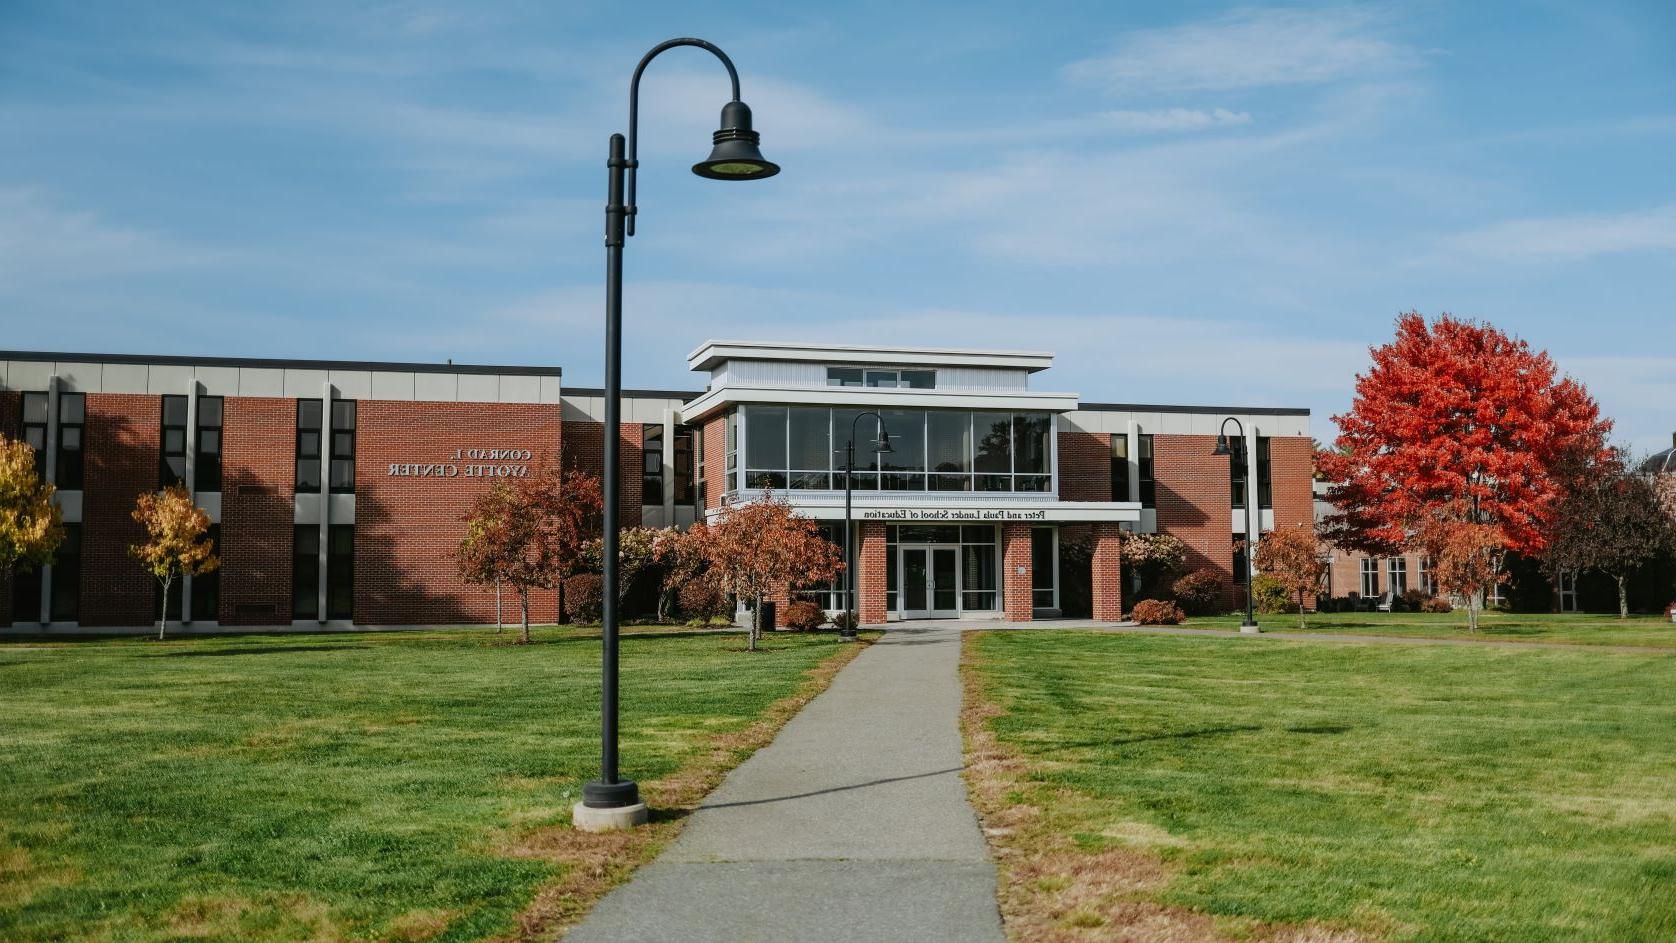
[55,392,85,490]
[160,395,189,488]
[642,422,664,506]
[329,400,356,494]
[1137,434,1156,508]
[296,400,322,493]
[22,392,48,476]
[196,396,224,492]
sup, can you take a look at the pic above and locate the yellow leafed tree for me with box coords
[129,483,219,640]
[0,435,65,601]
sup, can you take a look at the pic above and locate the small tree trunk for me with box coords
[1467,597,1480,633]
[520,589,531,644]
[158,575,172,641]
[1298,590,1307,629]
[1617,574,1629,620]
[750,592,762,652]
[495,576,503,632]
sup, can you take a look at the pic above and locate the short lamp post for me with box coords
[577,38,779,833]
[840,412,892,638]
[1213,418,1261,633]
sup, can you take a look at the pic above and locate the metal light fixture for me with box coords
[692,101,780,179]
[876,429,894,454]
[1212,434,1232,456]
[578,37,777,831]
[1215,418,1259,633]
[839,412,891,640]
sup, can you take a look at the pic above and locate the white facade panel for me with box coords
[100,363,150,394]
[937,366,1029,391]
[237,367,286,397]
[413,373,458,402]
[283,369,329,398]
[328,370,374,400]
[499,375,541,404]
[193,365,242,395]
[539,375,564,405]
[370,372,417,401]
[456,374,499,402]
[52,362,102,391]
[5,361,54,390]
[146,364,194,394]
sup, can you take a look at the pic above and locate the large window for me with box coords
[329,401,356,493]
[56,393,84,490]
[691,424,706,508]
[724,411,738,491]
[642,423,664,505]
[1137,434,1155,508]
[883,525,1000,613]
[296,400,322,492]
[1231,436,1274,511]
[1359,557,1380,598]
[1111,435,1131,502]
[50,525,80,623]
[743,405,1053,494]
[293,525,318,619]
[798,522,847,610]
[1419,558,1435,597]
[1031,526,1057,609]
[196,396,223,492]
[21,392,47,474]
[826,367,934,389]
[192,524,220,622]
[673,427,694,505]
[160,395,189,486]
[1387,557,1408,595]
[328,524,354,620]
[1256,437,1272,510]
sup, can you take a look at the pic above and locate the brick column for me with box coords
[1002,522,1033,622]
[1091,523,1124,621]
[859,521,888,625]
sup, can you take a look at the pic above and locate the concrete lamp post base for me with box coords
[1239,624,1262,634]
[573,801,649,833]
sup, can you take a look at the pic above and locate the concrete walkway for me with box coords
[563,624,1005,943]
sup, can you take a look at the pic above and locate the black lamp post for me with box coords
[1213,417,1260,633]
[582,38,779,820]
[840,412,892,638]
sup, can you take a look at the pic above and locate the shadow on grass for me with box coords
[151,644,372,658]
[1059,721,1354,749]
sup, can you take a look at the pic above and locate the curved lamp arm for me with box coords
[626,38,742,237]
[1218,416,1245,441]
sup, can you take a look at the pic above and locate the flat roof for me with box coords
[0,350,561,377]
[687,339,1055,373]
[1079,401,1310,417]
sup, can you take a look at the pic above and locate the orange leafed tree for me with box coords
[457,468,601,643]
[1416,502,1506,632]
[691,494,842,651]
[129,483,219,640]
[1253,527,1328,628]
[1319,313,1611,558]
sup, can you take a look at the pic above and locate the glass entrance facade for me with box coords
[884,524,999,618]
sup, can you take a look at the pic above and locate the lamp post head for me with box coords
[692,100,780,180]
[1213,434,1232,456]
[876,428,894,454]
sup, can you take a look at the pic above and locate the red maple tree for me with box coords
[690,493,842,651]
[457,468,602,643]
[1319,313,1610,558]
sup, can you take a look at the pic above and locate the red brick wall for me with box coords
[357,402,562,625]
[859,521,887,624]
[0,391,18,624]
[702,415,726,510]
[219,397,296,626]
[1057,430,1111,502]
[1091,522,1124,621]
[1269,437,1314,533]
[560,419,643,528]
[1003,522,1033,621]
[1153,434,1235,603]
[79,394,161,627]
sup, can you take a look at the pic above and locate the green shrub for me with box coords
[1171,568,1224,616]
[1131,599,1185,625]
[1251,574,1298,614]
[563,573,604,624]
[782,600,827,631]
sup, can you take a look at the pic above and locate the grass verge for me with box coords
[1184,611,1676,648]
[961,630,1676,942]
[0,626,871,943]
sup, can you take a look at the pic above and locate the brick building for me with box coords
[3,341,1312,632]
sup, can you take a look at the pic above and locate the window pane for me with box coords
[746,470,787,490]
[23,393,48,423]
[25,428,45,450]
[976,474,1011,492]
[164,456,188,485]
[60,428,81,450]
[59,395,84,423]
[164,429,186,453]
[298,430,320,458]
[927,410,971,474]
[331,400,356,430]
[831,410,879,472]
[1111,435,1131,502]
[330,459,355,491]
[879,409,923,473]
[198,397,223,427]
[744,406,787,472]
[787,407,830,470]
[826,367,863,387]
[901,370,935,389]
[836,470,877,490]
[199,429,221,454]
[881,473,923,490]
[790,471,831,489]
[297,461,321,491]
[1015,474,1051,492]
[864,370,899,388]
[930,474,972,491]
[1013,413,1050,475]
[1031,528,1055,599]
[298,399,322,430]
[332,432,354,457]
[974,414,1012,473]
[163,395,189,426]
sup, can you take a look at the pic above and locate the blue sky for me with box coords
[3,1,1674,452]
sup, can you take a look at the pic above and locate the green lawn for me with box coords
[967,631,1676,942]
[1188,611,1676,648]
[0,626,854,943]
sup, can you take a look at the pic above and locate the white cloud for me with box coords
[1097,107,1253,133]
[0,189,230,285]
[1440,204,1676,261]
[1065,7,1412,94]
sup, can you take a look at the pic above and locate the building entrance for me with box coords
[899,545,960,619]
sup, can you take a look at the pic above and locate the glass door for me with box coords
[899,546,960,619]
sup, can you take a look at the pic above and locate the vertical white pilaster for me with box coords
[1245,422,1261,577]
[660,410,675,525]
[39,376,60,625]
[182,380,199,624]
[1125,422,1140,503]
[319,382,332,623]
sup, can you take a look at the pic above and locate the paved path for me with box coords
[563,624,1005,943]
